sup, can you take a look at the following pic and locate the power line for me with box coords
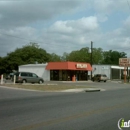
[1,32,130,53]
[0,32,87,49]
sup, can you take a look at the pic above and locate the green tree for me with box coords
[66,47,103,64]
[102,50,127,65]
[4,42,51,71]
[49,53,61,62]
[61,52,69,61]
[67,47,90,62]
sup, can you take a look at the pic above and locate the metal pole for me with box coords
[91,41,93,79]
[124,67,126,83]
[13,75,16,84]
[0,75,3,84]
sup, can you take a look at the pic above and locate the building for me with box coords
[46,61,92,81]
[19,61,92,81]
[92,65,130,80]
[19,63,129,81]
[19,63,50,81]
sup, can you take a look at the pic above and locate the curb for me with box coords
[85,89,100,92]
[60,88,102,93]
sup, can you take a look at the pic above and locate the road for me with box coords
[0,82,130,130]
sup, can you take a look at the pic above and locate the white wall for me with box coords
[19,64,50,81]
[92,65,111,79]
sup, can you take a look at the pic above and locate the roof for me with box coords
[46,61,92,71]
[19,63,47,67]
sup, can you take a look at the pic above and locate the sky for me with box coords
[0,0,130,57]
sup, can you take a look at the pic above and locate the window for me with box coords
[21,72,28,76]
[32,73,37,78]
[28,73,33,77]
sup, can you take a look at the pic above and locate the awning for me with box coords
[46,61,92,71]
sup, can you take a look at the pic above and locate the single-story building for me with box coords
[46,61,92,81]
[19,63,50,81]
[19,61,92,81]
[91,65,130,80]
[19,63,130,81]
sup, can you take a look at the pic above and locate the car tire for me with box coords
[39,80,43,84]
[22,79,27,83]
[104,80,106,82]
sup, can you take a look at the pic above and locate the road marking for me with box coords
[13,101,130,130]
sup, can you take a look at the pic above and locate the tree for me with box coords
[67,47,90,62]
[49,53,61,62]
[102,50,127,65]
[66,47,103,64]
[61,52,69,61]
[4,42,51,71]
[92,48,103,64]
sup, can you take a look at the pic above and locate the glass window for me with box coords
[32,73,37,78]
[28,73,33,77]
[21,72,28,76]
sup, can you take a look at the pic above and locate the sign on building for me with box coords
[76,64,87,69]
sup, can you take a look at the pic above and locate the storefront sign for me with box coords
[76,64,87,69]
[119,58,130,67]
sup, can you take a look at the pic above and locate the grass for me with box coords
[0,83,92,91]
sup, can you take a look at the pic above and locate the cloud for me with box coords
[48,16,99,34]
[0,0,130,57]
[123,16,130,28]
[94,0,128,14]
[0,0,86,29]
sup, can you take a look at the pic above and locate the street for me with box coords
[0,82,130,130]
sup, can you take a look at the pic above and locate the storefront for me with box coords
[46,61,92,81]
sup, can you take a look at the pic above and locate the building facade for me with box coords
[19,61,92,81]
[19,63,129,81]
[19,63,50,81]
[91,65,130,80]
[46,61,92,81]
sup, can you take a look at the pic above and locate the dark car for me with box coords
[14,72,44,84]
[92,74,108,82]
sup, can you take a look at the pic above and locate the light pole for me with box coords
[90,41,93,79]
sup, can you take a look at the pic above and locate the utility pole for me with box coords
[91,41,93,79]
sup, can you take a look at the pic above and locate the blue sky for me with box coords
[0,0,130,57]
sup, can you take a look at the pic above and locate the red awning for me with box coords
[46,61,92,71]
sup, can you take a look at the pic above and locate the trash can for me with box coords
[72,75,76,81]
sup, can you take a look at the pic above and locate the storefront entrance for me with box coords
[50,70,88,81]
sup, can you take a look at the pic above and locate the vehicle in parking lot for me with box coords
[14,72,44,84]
[92,74,108,82]
[6,73,14,80]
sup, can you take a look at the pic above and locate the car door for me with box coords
[26,73,33,83]
[32,73,39,83]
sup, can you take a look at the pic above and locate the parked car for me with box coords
[14,72,44,84]
[92,74,108,82]
[6,73,14,80]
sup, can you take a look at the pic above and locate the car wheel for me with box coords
[39,80,43,84]
[104,80,106,82]
[22,79,27,83]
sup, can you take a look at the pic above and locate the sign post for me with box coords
[119,58,130,83]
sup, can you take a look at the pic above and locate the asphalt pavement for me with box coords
[0,82,130,130]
